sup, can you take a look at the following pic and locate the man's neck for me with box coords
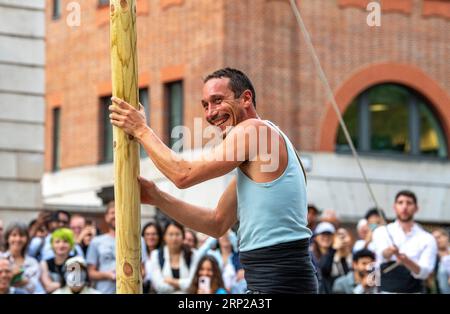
[108,229,115,237]
[353,271,362,285]
[397,220,414,234]
[438,247,449,257]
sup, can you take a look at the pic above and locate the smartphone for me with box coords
[11,269,25,285]
[198,276,211,292]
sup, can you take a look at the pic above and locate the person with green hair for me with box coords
[40,228,75,293]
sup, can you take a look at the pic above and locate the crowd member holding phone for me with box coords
[0,257,27,294]
[318,227,353,294]
[188,255,227,294]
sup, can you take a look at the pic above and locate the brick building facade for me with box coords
[43,0,450,224]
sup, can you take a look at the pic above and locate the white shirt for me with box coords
[372,221,437,280]
[149,246,199,294]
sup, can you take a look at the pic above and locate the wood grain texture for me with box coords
[110,0,142,294]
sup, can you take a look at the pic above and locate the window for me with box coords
[165,81,184,150]
[336,84,448,159]
[100,91,150,163]
[52,108,61,171]
[100,95,113,163]
[139,87,150,158]
[52,0,62,20]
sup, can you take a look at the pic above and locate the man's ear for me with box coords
[242,90,253,108]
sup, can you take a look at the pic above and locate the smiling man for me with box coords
[109,68,317,293]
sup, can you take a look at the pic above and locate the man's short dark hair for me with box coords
[395,190,417,205]
[204,68,256,108]
[353,249,376,262]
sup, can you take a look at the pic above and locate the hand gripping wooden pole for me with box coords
[110,0,142,294]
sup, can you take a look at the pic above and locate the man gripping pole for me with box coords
[109,68,318,294]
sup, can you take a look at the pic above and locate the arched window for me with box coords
[336,84,448,159]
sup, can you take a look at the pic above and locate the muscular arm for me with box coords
[152,177,238,238]
[110,98,259,189]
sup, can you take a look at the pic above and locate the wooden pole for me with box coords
[110,0,142,294]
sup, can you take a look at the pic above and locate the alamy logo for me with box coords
[66,1,81,27]
[367,1,382,27]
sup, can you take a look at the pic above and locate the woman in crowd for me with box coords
[432,228,450,294]
[142,221,163,293]
[188,255,227,294]
[184,229,198,251]
[310,222,335,293]
[1,222,44,293]
[149,221,198,293]
[40,228,75,293]
[319,227,353,294]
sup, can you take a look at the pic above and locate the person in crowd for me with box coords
[87,201,147,294]
[197,230,240,292]
[353,208,386,253]
[53,256,100,294]
[40,228,75,293]
[0,219,4,252]
[71,215,96,256]
[28,218,48,239]
[320,209,340,228]
[142,221,163,293]
[149,220,199,293]
[332,249,377,294]
[307,204,321,231]
[184,229,199,250]
[188,255,227,294]
[372,190,437,293]
[365,208,385,229]
[86,202,117,294]
[70,215,86,241]
[1,222,44,293]
[28,210,82,261]
[353,218,375,253]
[432,228,450,294]
[0,257,27,294]
[310,222,335,293]
[319,227,353,294]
